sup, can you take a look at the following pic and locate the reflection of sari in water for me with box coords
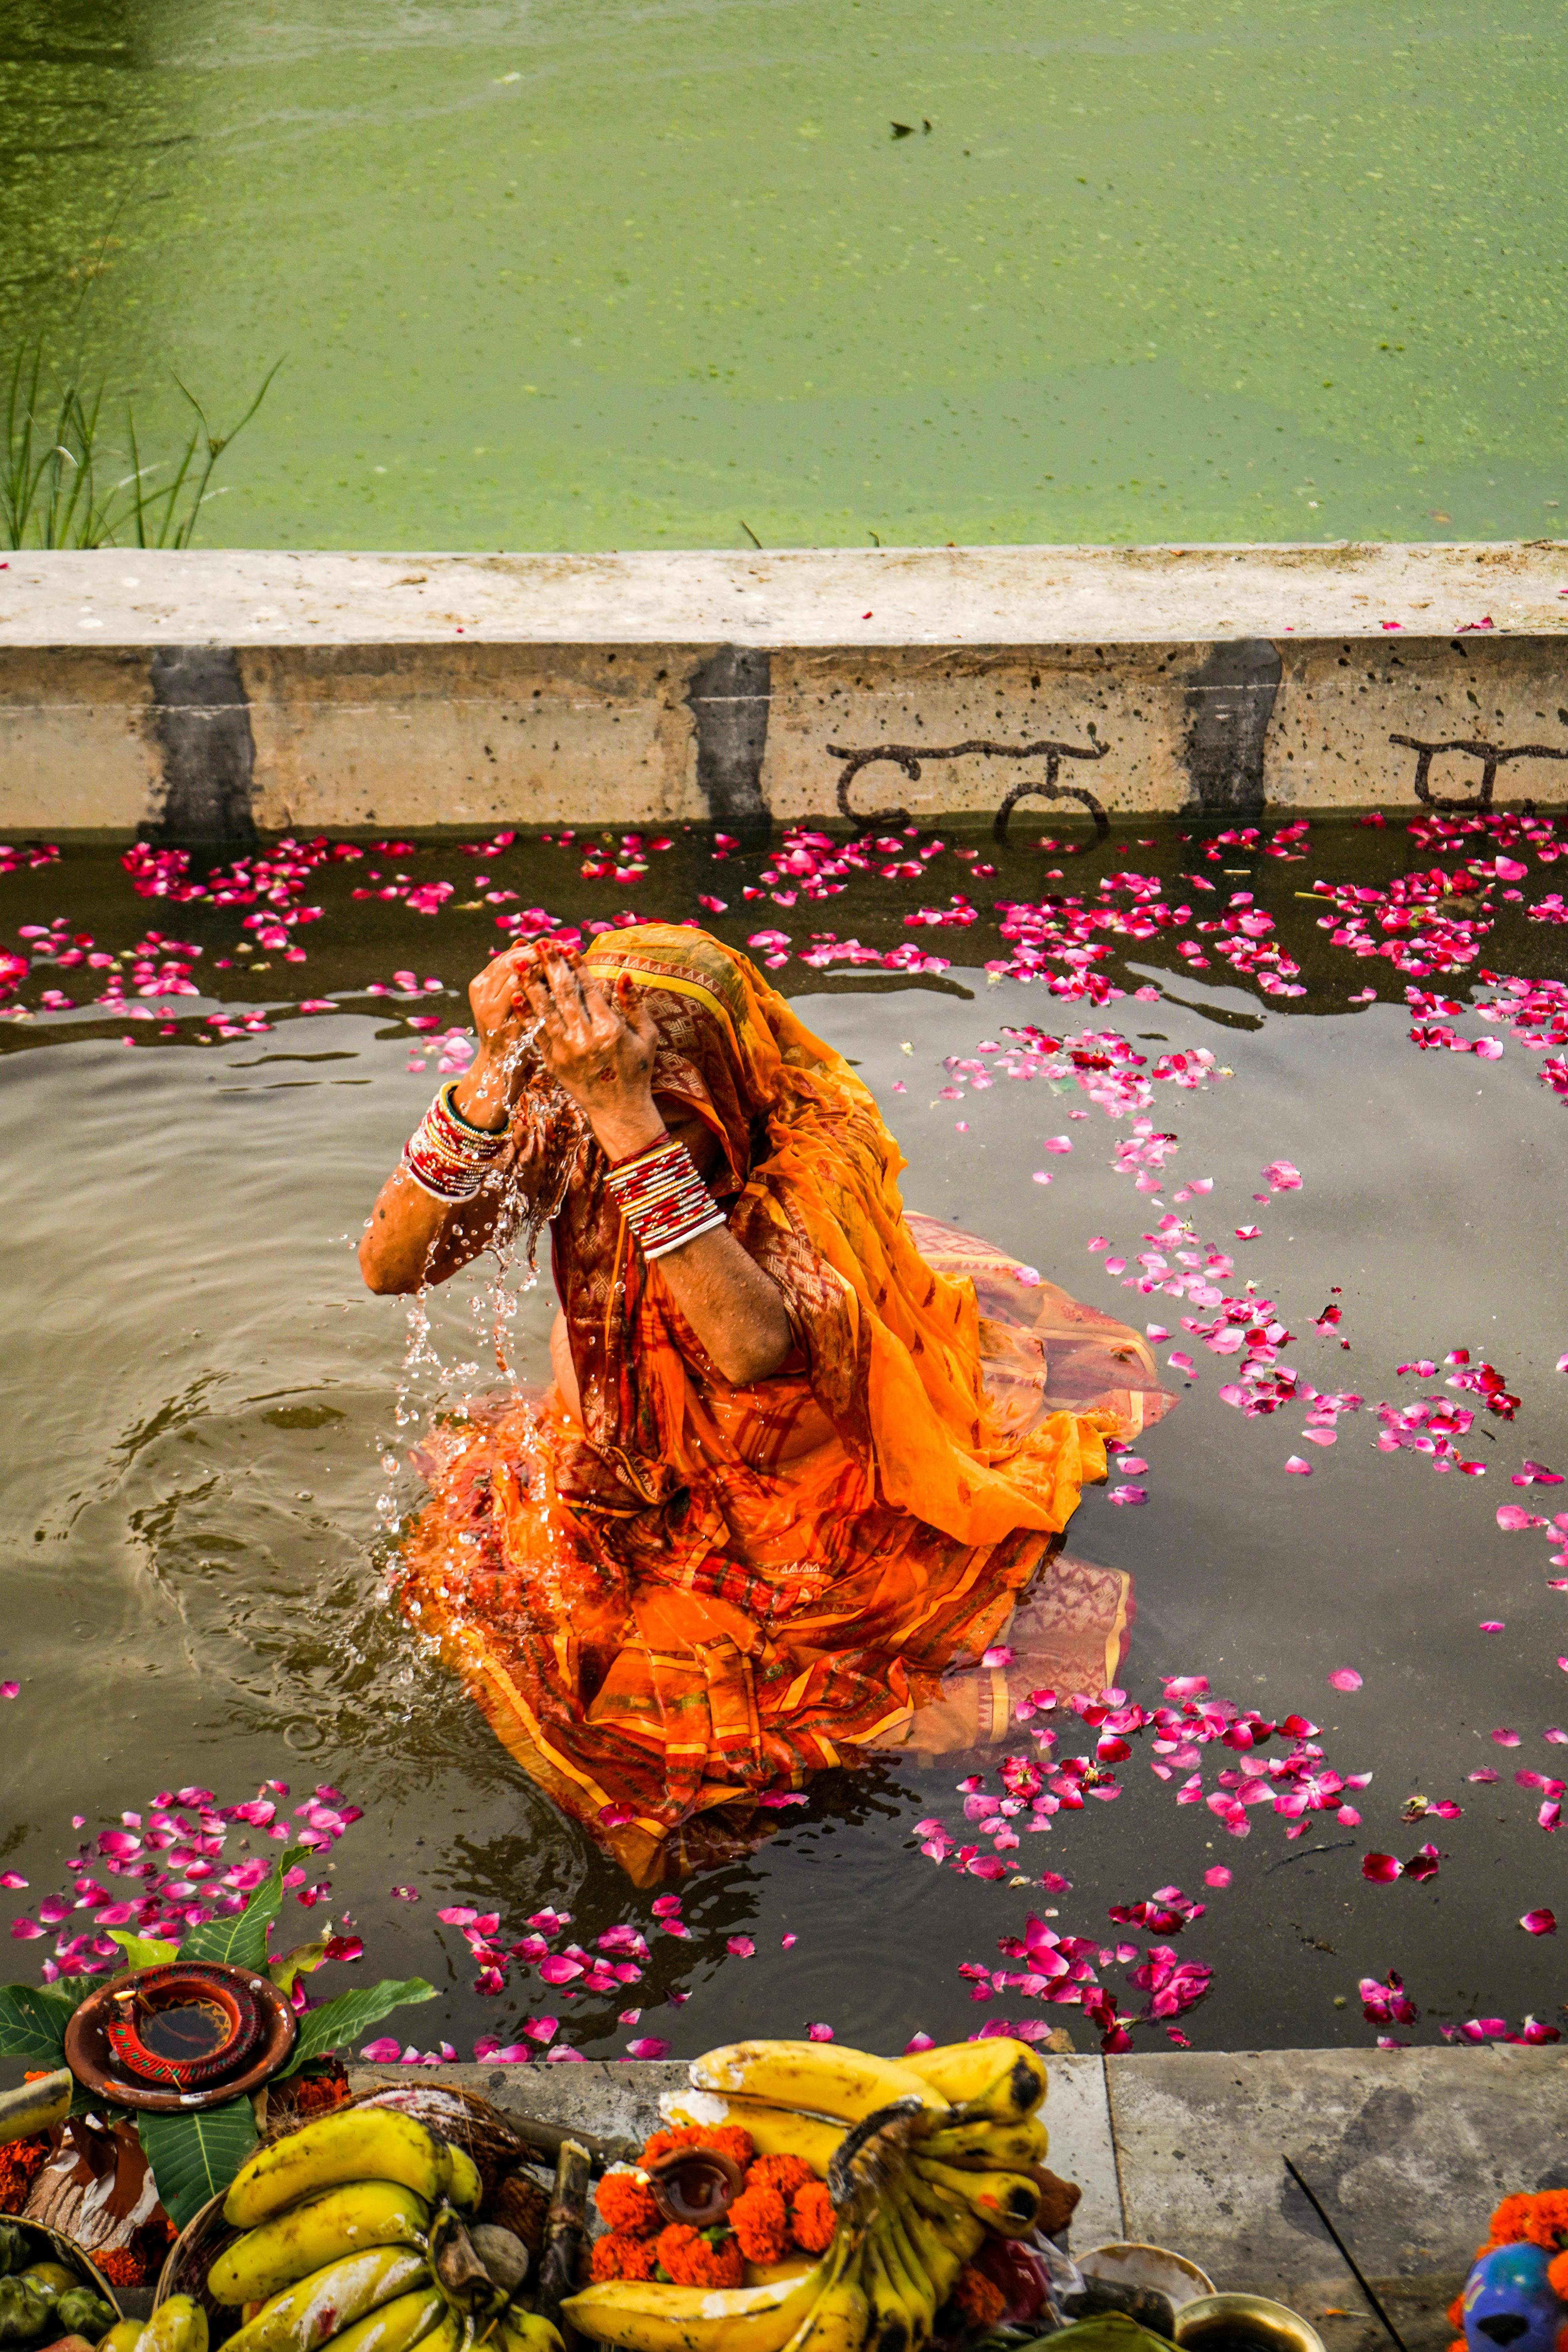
[401,926,1172,1873]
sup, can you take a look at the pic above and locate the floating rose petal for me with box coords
[1521,1909,1557,1935]
[626,2036,669,2058]
[1497,1505,1548,1532]
[1362,1853,1402,1883]
[806,2022,835,2042]
[982,1645,1015,1668]
[1479,1621,1505,1633]
[361,2036,402,2062]
[1493,1728,1523,1747]
[726,1935,756,1957]
[1328,1669,1363,1692]
[1286,1456,1312,1476]
[1204,1866,1233,1888]
[9,1920,43,1939]
[904,2032,935,2053]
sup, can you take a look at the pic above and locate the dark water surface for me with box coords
[2,812,1566,2066]
[2,0,1566,548]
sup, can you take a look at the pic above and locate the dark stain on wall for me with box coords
[685,644,772,847]
[145,646,258,844]
[1181,639,1282,814]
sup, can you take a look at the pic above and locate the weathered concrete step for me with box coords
[350,2044,1568,2352]
[2,546,1566,835]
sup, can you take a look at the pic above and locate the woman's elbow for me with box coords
[358,1230,415,1295]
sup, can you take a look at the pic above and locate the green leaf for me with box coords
[137,2098,259,2231]
[182,1845,307,1971]
[269,1938,331,1999]
[276,1979,436,2079]
[0,1984,75,2065]
[107,1931,180,1971]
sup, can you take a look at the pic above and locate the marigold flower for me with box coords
[95,2248,155,2291]
[655,2226,744,2289]
[0,2135,48,2216]
[595,2169,660,2236]
[1491,2196,1536,2245]
[952,2267,1007,2328]
[590,2232,662,2283]
[748,2155,816,2200]
[790,2182,836,2255]
[1448,2295,1466,2330]
[1525,2194,1568,2251]
[730,2185,789,2267]
[1549,2252,1568,2303]
[641,2127,701,2167]
[640,2124,754,2172]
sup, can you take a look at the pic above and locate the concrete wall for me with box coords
[2,545,1567,836]
[350,2044,1568,2352]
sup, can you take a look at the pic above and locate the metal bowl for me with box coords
[1080,2242,1218,2310]
[1174,2291,1327,2352]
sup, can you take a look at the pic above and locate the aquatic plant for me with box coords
[1,341,280,551]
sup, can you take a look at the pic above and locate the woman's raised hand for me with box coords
[520,952,665,1161]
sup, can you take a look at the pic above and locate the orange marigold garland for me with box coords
[596,2171,661,2237]
[749,2155,816,2200]
[1550,2256,1568,2304]
[790,2182,836,2256]
[655,2226,745,2290]
[729,2185,789,2268]
[590,2233,662,2285]
[1492,2198,1538,2247]
[0,2135,48,2215]
[640,2125,756,2172]
[951,2267,1007,2329]
[1525,2197,1568,2253]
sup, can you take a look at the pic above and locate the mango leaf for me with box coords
[107,1931,180,1971]
[269,1937,331,2000]
[182,1845,307,1971]
[276,1979,436,2079]
[0,1984,76,2065]
[138,2097,259,2231]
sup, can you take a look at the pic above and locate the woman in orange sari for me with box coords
[361,926,1169,1873]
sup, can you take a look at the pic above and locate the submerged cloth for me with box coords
[399,926,1173,1869]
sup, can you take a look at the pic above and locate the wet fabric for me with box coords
[400,926,1173,1867]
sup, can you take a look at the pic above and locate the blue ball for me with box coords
[1463,2243,1563,2352]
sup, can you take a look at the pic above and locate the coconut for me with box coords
[350,2084,529,2198]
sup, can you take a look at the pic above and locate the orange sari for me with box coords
[400,927,1171,1874]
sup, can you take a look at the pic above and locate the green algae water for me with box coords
[3,0,1566,552]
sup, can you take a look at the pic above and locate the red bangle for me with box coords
[605,1137,726,1259]
[402,1081,510,1202]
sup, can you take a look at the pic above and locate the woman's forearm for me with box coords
[650,1222,793,1386]
[358,1048,519,1294]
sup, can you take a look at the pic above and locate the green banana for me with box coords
[226,2112,478,2230]
[137,2299,209,2352]
[224,2248,432,2352]
[494,2316,563,2352]
[210,2185,432,2307]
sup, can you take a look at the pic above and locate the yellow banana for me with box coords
[312,2288,444,2352]
[402,2313,462,2352]
[917,2114,1048,2171]
[688,2044,946,2124]
[899,2175,985,2268]
[225,2111,478,2229]
[877,2203,934,2344]
[911,2159,1041,2239]
[887,2186,964,2309]
[495,2315,563,2352]
[210,2185,432,2306]
[658,2094,845,2176]
[99,2324,144,2352]
[563,2255,830,2352]
[776,2269,869,2352]
[139,2300,210,2352]
[860,2234,912,2352]
[224,2248,432,2352]
[899,2041,1046,2125]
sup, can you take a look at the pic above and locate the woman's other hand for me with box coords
[521,952,665,1160]
[451,943,556,1132]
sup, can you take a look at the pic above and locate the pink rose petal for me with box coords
[1286,1455,1312,1475]
[1328,1668,1363,1691]
[1204,1866,1233,1888]
[806,2022,835,2041]
[1521,1909,1557,1935]
[626,2036,669,2059]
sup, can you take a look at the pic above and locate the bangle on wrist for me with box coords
[605,1136,727,1260]
[402,1080,511,1202]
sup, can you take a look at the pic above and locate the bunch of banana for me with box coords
[568,2037,1055,2352]
[96,2296,209,2352]
[158,2111,558,2352]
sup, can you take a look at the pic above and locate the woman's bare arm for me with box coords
[517,953,792,1388]
[359,946,541,1295]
